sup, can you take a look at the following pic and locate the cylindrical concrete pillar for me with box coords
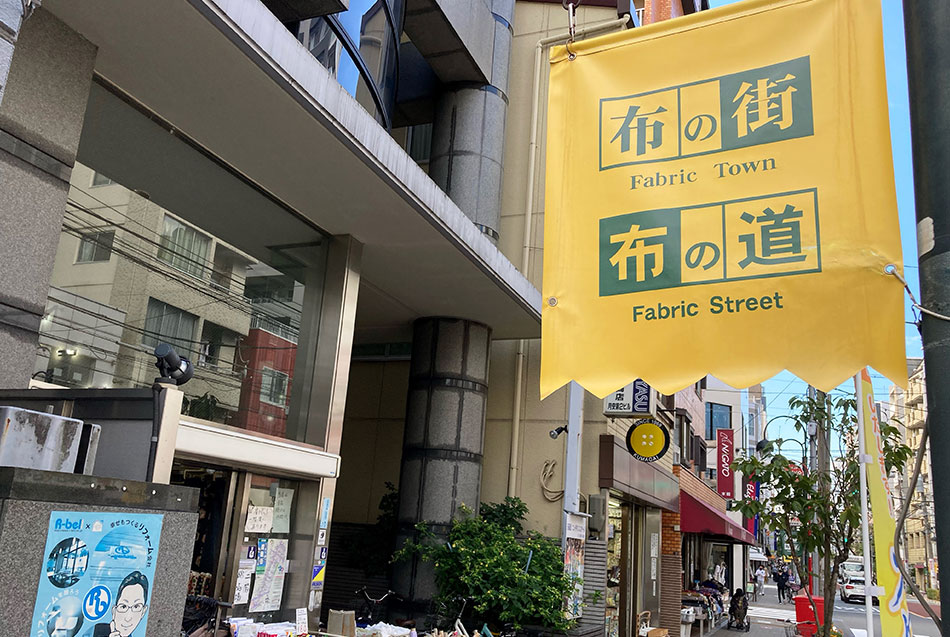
[428,0,513,242]
[394,317,491,608]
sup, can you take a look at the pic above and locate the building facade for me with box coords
[888,359,938,591]
[0,0,738,634]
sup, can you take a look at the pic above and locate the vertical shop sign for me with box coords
[744,478,758,536]
[717,429,734,498]
[30,511,163,637]
[563,513,586,620]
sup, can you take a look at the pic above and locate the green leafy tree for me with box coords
[394,497,576,631]
[733,395,911,637]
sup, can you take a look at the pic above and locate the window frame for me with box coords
[142,297,199,353]
[76,229,115,264]
[259,366,289,407]
[157,214,212,279]
[705,401,732,440]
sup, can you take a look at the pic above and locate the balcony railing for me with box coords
[250,315,299,344]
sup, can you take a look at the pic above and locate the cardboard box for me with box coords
[646,629,669,637]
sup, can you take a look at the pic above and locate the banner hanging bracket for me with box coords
[563,0,578,59]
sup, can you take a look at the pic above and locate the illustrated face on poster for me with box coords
[30,512,163,637]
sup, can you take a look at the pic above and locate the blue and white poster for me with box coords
[30,511,164,637]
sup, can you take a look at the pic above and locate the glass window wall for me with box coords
[35,83,332,442]
[294,0,402,127]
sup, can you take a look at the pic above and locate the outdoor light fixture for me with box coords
[57,348,77,357]
[549,425,568,439]
[153,343,194,386]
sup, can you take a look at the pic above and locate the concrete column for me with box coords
[428,0,513,242]
[394,317,491,607]
[0,7,96,388]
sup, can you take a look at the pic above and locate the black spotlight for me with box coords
[153,343,194,386]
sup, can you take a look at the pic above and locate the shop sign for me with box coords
[540,0,906,399]
[624,418,670,462]
[29,511,163,637]
[716,429,734,497]
[319,497,332,530]
[311,564,326,590]
[603,379,654,417]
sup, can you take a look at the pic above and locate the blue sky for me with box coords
[708,0,920,433]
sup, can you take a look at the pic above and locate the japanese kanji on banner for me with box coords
[541,0,906,398]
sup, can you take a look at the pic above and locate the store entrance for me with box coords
[172,461,237,600]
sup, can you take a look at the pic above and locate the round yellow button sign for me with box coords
[625,418,670,462]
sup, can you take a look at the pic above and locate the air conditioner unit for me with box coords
[673,449,681,465]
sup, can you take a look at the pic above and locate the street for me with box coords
[708,584,941,637]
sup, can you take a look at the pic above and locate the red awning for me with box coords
[680,491,756,544]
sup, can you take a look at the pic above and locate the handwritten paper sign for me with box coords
[245,505,274,533]
[272,488,294,534]
[234,568,253,604]
[296,608,309,636]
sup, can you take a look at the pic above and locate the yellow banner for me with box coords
[856,368,912,635]
[541,0,906,398]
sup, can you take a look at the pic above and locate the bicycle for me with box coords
[356,586,402,626]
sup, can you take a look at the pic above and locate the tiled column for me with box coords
[428,0,513,242]
[394,317,491,608]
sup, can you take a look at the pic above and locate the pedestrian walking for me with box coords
[754,565,767,597]
[776,567,788,603]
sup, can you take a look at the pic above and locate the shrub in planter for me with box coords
[395,497,576,631]
[926,588,939,601]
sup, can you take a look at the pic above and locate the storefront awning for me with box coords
[680,491,755,545]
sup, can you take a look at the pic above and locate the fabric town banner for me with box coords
[716,429,734,498]
[856,368,912,635]
[541,0,906,398]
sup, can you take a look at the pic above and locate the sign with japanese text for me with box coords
[541,0,906,398]
[603,378,653,416]
[716,429,734,498]
[563,513,586,620]
[30,511,163,637]
[856,368,911,635]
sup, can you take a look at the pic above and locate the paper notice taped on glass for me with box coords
[272,488,294,534]
[245,505,274,533]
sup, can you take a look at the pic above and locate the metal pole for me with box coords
[903,0,950,598]
[807,386,819,596]
[562,381,584,547]
[855,375,875,636]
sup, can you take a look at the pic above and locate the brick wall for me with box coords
[659,509,682,631]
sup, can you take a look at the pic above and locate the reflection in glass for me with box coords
[296,0,399,125]
[36,161,327,441]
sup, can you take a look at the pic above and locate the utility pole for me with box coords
[903,0,950,597]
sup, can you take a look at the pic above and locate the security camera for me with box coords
[153,343,194,386]
[550,425,568,439]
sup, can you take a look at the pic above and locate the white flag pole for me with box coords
[854,373,874,636]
